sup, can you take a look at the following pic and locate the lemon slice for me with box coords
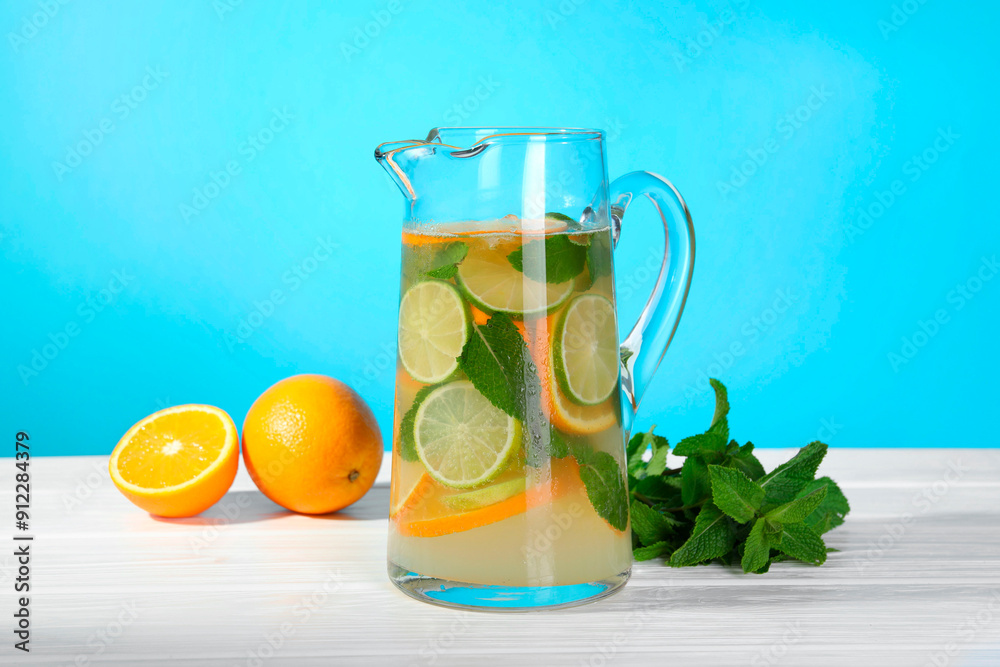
[554,294,619,405]
[413,381,521,489]
[397,281,470,384]
[456,248,573,318]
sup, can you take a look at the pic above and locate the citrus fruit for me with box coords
[109,404,238,518]
[392,458,582,538]
[242,374,383,514]
[456,246,574,317]
[440,477,527,511]
[397,280,470,384]
[412,380,521,489]
[553,294,619,405]
[522,319,619,435]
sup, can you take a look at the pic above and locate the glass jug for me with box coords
[376,127,694,611]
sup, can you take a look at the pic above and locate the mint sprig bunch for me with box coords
[629,379,850,573]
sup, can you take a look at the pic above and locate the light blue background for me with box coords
[2,1,996,455]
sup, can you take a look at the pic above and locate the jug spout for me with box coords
[374,138,429,200]
[374,127,609,224]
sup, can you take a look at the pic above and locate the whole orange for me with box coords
[242,374,383,514]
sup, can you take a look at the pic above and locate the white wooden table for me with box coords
[3,449,999,666]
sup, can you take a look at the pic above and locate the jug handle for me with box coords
[610,171,695,434]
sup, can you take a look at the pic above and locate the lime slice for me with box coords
[456,248,573,318]
[554,294,619,406]
[397,281,470,384]
[440,477,527,511]
[413,381,521,489]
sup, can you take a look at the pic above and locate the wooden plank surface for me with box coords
[2,449,999,666]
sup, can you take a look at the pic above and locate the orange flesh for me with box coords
[116,410,228,489]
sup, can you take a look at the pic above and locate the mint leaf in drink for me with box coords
[759,442,828,506]
[507,235,587,284]
[741,519,771,573]
[458,312,537,420]
[764,485,828,524]
[708,465,764,523]
[587,230,613,280]
[545,211,578,226]
[775,522,827,565]
[402,241,468,283]
[398,385,437,462]
[669,503,736,567]
[800,477,851,534]
[423,242,468,280]
[573,443,628,531]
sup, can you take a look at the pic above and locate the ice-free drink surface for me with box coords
[388,222,632,600]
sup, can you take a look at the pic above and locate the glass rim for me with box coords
[376,127,604,160]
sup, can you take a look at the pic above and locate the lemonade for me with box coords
[387,220,632,608]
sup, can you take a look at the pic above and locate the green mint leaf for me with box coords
[630,500,676,545]
[457,312,537,421]
[728,442,766,480]
[775,522,827,565]
[708,465,764,523]
[545,428,571,461]
[800,477,851,534]
[633,475,683,506]
[398,385,437,462]
[424,242,468,279]
[633,541,672,562]
[707,378,730,442]
[545,211,579,226]
[669,503,736,567]
[587,230,613,280]
[673,432,727,458]
[681,456,711,506]
[759,441,828,506]
[764,486,828,524]
[741,519,771,573]
[424,263,458,279]
[573,444,628,531]
[403,241,468,283]
[507,235,587,284]
[626,432,648,475]
[646,442,670,476]
[626,429,669,477]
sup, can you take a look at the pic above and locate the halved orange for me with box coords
[392,458,582,538]
[110,404,239,517]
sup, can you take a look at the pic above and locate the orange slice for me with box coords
[402,217,570,247]
[392,458,582,538]
[522,319,619,435]
[110,404,239,517]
